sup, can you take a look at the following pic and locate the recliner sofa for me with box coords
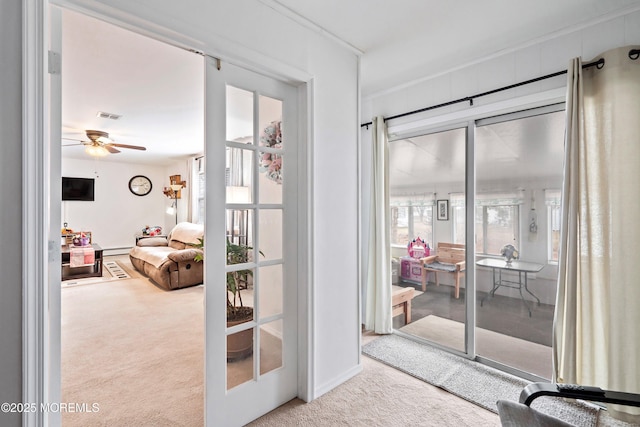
[129,222,204,290]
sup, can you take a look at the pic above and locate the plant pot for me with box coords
[227,307,253,361]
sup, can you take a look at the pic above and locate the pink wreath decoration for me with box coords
[259,121,283,185]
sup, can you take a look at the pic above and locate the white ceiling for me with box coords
[61,10,204,166]
[272,0,640,95]
[61,1,639,165]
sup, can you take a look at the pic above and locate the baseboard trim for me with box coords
[103,247,133,256]
[313,362,363,400]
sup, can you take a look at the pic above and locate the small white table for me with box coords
[476,258,544,317]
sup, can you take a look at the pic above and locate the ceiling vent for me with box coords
[96,111,121,120]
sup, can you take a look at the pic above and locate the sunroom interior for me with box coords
[389,103,566,380]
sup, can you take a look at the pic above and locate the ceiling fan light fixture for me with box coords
[85,129,109,142]
[85,145,109,157]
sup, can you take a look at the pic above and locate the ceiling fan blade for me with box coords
[105,145,121,154]
[62,137,86,142]
[62,143,84,147]
[109,143,146,151]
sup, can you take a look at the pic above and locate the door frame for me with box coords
[22,1,315,425]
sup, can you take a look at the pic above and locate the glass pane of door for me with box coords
[390,127,467,353]
[205,59,298,426]
[475,109,565,379]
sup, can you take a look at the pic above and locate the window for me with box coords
[193,156,205,225]
[412,205,433,244]
[476,205,520,255]
[452,192,523,256]
[545,189,561,262]
[390,197,434,247]
[390,205,409,245]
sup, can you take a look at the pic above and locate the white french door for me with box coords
[204,57,299,426]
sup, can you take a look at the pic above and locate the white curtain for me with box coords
[365,116,392,334]
[553,45,640,423]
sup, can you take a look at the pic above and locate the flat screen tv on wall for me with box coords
[62,177,95,201]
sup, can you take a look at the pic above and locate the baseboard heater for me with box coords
[102,247,134,256]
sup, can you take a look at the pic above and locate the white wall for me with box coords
[60,156,200,252]
[61,158,168,251]
[59,0,360,401]
[307,39,360,395]
[362,10,640,308]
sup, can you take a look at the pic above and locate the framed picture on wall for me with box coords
[437,199,449,221]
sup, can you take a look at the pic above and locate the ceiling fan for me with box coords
[63,130,147,157]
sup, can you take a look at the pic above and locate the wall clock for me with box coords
[128,175,152,196]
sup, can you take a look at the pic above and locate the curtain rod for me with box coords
[360,57,607,129]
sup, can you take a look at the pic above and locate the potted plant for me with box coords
[194,237,263,360]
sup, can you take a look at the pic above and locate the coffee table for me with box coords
[61,243,104,280]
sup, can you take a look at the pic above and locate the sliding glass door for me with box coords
[474,106,565,379]
[390,126,467,353]
[390,104,565,380]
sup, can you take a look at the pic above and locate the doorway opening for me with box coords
[59,9,206,425]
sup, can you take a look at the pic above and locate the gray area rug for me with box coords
[363,334,602,426]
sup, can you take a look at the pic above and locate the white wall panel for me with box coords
[625,10,640,41]
[305,35,360,392]
[539,31,583,73]
[582,17,627,60]
[450,66,479,101]
[475,53,516,95]
[513,44,544,98]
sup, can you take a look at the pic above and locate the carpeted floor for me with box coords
[61,255,280,425]
[250,354,499,427]
[61,275,204,426]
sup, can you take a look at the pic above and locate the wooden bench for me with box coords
[420,242,466,298]
[392,285,414,324]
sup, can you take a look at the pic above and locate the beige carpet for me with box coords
[62,256,280,426]
[252,340,499,427]
[400,315,552,379]
[62,276,204,426]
